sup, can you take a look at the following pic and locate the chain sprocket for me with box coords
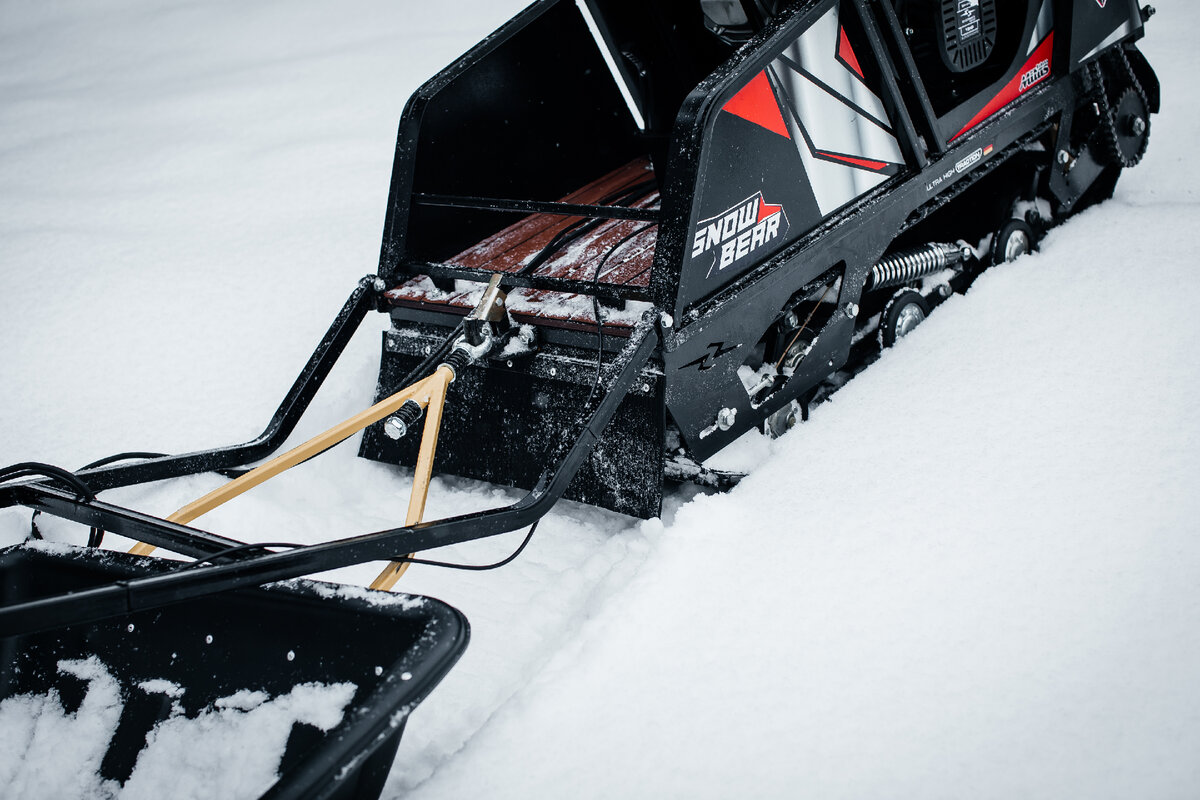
[1091,50,1152,169]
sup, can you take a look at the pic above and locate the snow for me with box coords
[2,1,1200,799]
[0,658,122,799]
[0,657,354,800]
[119,681,356,800]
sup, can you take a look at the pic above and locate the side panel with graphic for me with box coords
[891,0,1059,142]
[677,0,906,309]
[1068,0,1143,69]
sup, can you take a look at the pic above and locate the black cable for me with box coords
[401,320,465,385]
[176,521,536,576]
[586,222,658,404]
[521,180,659,274]
[174,541,303,570]
[1,462,97,544]
[1,462,96,500]
[79,451,167,470]
[393,522,538,571]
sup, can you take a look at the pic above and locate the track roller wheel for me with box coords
[880,289,929,348]
[991,218,1036,265]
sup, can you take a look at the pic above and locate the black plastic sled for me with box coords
[0,542,468,800]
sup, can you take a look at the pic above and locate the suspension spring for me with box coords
[866,242,968,291]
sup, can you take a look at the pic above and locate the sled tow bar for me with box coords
[0,310,660,637]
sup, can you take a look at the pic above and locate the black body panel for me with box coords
[361,326,666,519]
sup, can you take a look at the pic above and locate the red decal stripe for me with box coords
[816,151,889,172]
[952,33,1055,141]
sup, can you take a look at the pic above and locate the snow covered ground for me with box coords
[2,1,1199,798]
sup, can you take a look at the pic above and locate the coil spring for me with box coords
[867,243,962,291]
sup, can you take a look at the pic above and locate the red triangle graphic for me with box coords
[722,71,791,139]
[757,197,783,222]
[838,27,864,80]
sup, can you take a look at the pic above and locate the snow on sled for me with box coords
[0,0,1160,795]
[0,541,467,800]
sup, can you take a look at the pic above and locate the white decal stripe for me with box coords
[773,67,888,216]
[575,0,645,131]
[1029,0,1055,55]
[1080,19,1135,63]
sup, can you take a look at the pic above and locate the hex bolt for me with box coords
[660,312,674,329]
[1131,116,1147,136]
[383,400,423,440]
[1057,149,1071,165]
[842,302,859,319]
[372,277,387,292]
[716,407,737,431]
[783,310,800,329]
[383,416,409,441]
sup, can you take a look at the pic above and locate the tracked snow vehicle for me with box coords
[359,0,1159,517]
[1,1,1159,794]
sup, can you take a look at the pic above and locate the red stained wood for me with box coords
[388,158,660,333]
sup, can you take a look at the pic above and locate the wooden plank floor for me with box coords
[386,158,659,334]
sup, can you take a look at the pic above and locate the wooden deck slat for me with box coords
[450,159,654,272]
[391,158,659,331]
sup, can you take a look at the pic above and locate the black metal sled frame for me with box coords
[0,280,661,638]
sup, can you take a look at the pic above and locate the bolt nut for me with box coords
[660,312,674,329]
[383,416,408,441]
[937,283,952,298]
[372,277,387,292]
[716,407,737,431]
[1131,116,1147,136]
[842,302,859,319]
[1057,149,1072,165]
[783,311,800,329]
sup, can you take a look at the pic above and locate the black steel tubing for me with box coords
[0,276,380,503]
[412,193,660,222]
[0,316,661,637]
